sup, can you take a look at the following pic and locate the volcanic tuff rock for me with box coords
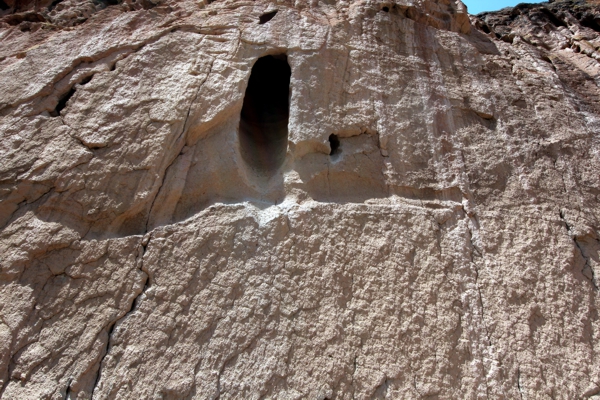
[0,0,599,397]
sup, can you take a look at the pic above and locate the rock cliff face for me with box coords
[0,0,599,398]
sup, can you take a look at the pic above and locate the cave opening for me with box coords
[329,134,340,155]
[239,54,291,175]
[259,10,277,24]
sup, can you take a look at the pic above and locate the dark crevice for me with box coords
[91,323,115,397]
[580,13,600,32]
[50,74,93,118]
[64,378,72,400]
[540,54,553,65]
[130,276,150,313]
[91,236,150,397]
[539,7,566,27]
[141,0,159,9]
[49,0,65,11]
[51,87,76,117]
[0,0,9,11]
[4,11,46,25]
[559,210,598,290]
[381,6,389,12]
[559,209,570,229]
[239,54,290,175]
[329,134,340,155]
[80,75,93,85]
[258,10,277,24]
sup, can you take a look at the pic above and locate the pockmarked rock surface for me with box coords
[0,0,599,397]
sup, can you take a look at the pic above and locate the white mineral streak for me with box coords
[0,0,599,397]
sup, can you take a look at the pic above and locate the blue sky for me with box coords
[462,0,545,14]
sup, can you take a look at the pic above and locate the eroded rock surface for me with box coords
[0,0,599,398]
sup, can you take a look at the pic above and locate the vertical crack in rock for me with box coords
[1,185,55,232]
[462,204,496,398]
[517,367,523,400]
[463,207,487,337]
[64,377,72,400]
[574,238,598,290]
[91,234,152,397]
[239,54,290,175]
[559,209,599,290]
[50,87,76,117]
[145,59,214,232]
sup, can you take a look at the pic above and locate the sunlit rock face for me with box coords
[0,0,599,398]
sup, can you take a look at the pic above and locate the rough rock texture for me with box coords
[0,0,599,397]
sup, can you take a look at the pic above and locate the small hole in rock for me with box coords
[48,0,64,11]
[51,87,76,117]
[259,10,277,24]
[239,54,290,174]
[80,75,93,85]
[382,6,389,12]
[329,134,340,155]
[0,0,9,10]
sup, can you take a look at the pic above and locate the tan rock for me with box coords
[0,0,599,398]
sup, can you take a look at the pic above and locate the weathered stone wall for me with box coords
[0,0,599,398]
